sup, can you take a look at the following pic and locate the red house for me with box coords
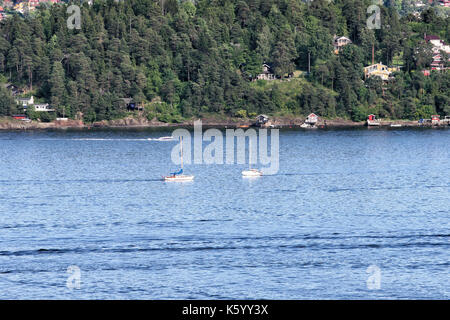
[305,113,318,124]
[431,115,440,124]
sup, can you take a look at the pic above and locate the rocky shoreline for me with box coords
[0,116,448,130]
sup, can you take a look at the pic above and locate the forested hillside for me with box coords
[0,0,449,122]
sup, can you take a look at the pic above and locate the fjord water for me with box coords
[0,128,448,299]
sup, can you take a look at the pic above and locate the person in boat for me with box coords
[167,168,183,178]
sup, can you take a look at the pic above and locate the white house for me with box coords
[16,96,34,107]
[333,36,352,54]
[34,103,55,112]
[305,113,318,124]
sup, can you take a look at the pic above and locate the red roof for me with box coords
[425,35,440,42]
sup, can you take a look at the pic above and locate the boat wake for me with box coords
[34,137,176,141]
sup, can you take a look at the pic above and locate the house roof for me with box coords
[425,35,440,42]
[335,36,351,41]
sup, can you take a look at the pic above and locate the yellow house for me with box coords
[364,62,392,81]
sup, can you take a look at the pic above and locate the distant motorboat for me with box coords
[151,136,176,141]
[242,139,262,177]
[390,124,402,127]
[242,168,263,177]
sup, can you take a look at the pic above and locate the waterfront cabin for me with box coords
[256,114,269,125]
[301,113,319,128]
[431,115,440,125]
[254,114,272,128]
[305,113,318,124]
[367,114,380,126]
[442,116,450,124]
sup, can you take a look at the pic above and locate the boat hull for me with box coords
[242,170,262,177]
[164,175,194,182]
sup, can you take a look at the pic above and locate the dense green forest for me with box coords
[0,0,449,122]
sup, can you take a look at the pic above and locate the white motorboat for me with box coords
[242,168,263,177]
[163,136,194,182]
[149,136,176,141]
[242,139,262,177]
[156,136,176,141]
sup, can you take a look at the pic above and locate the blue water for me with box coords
[0,128,448,299]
